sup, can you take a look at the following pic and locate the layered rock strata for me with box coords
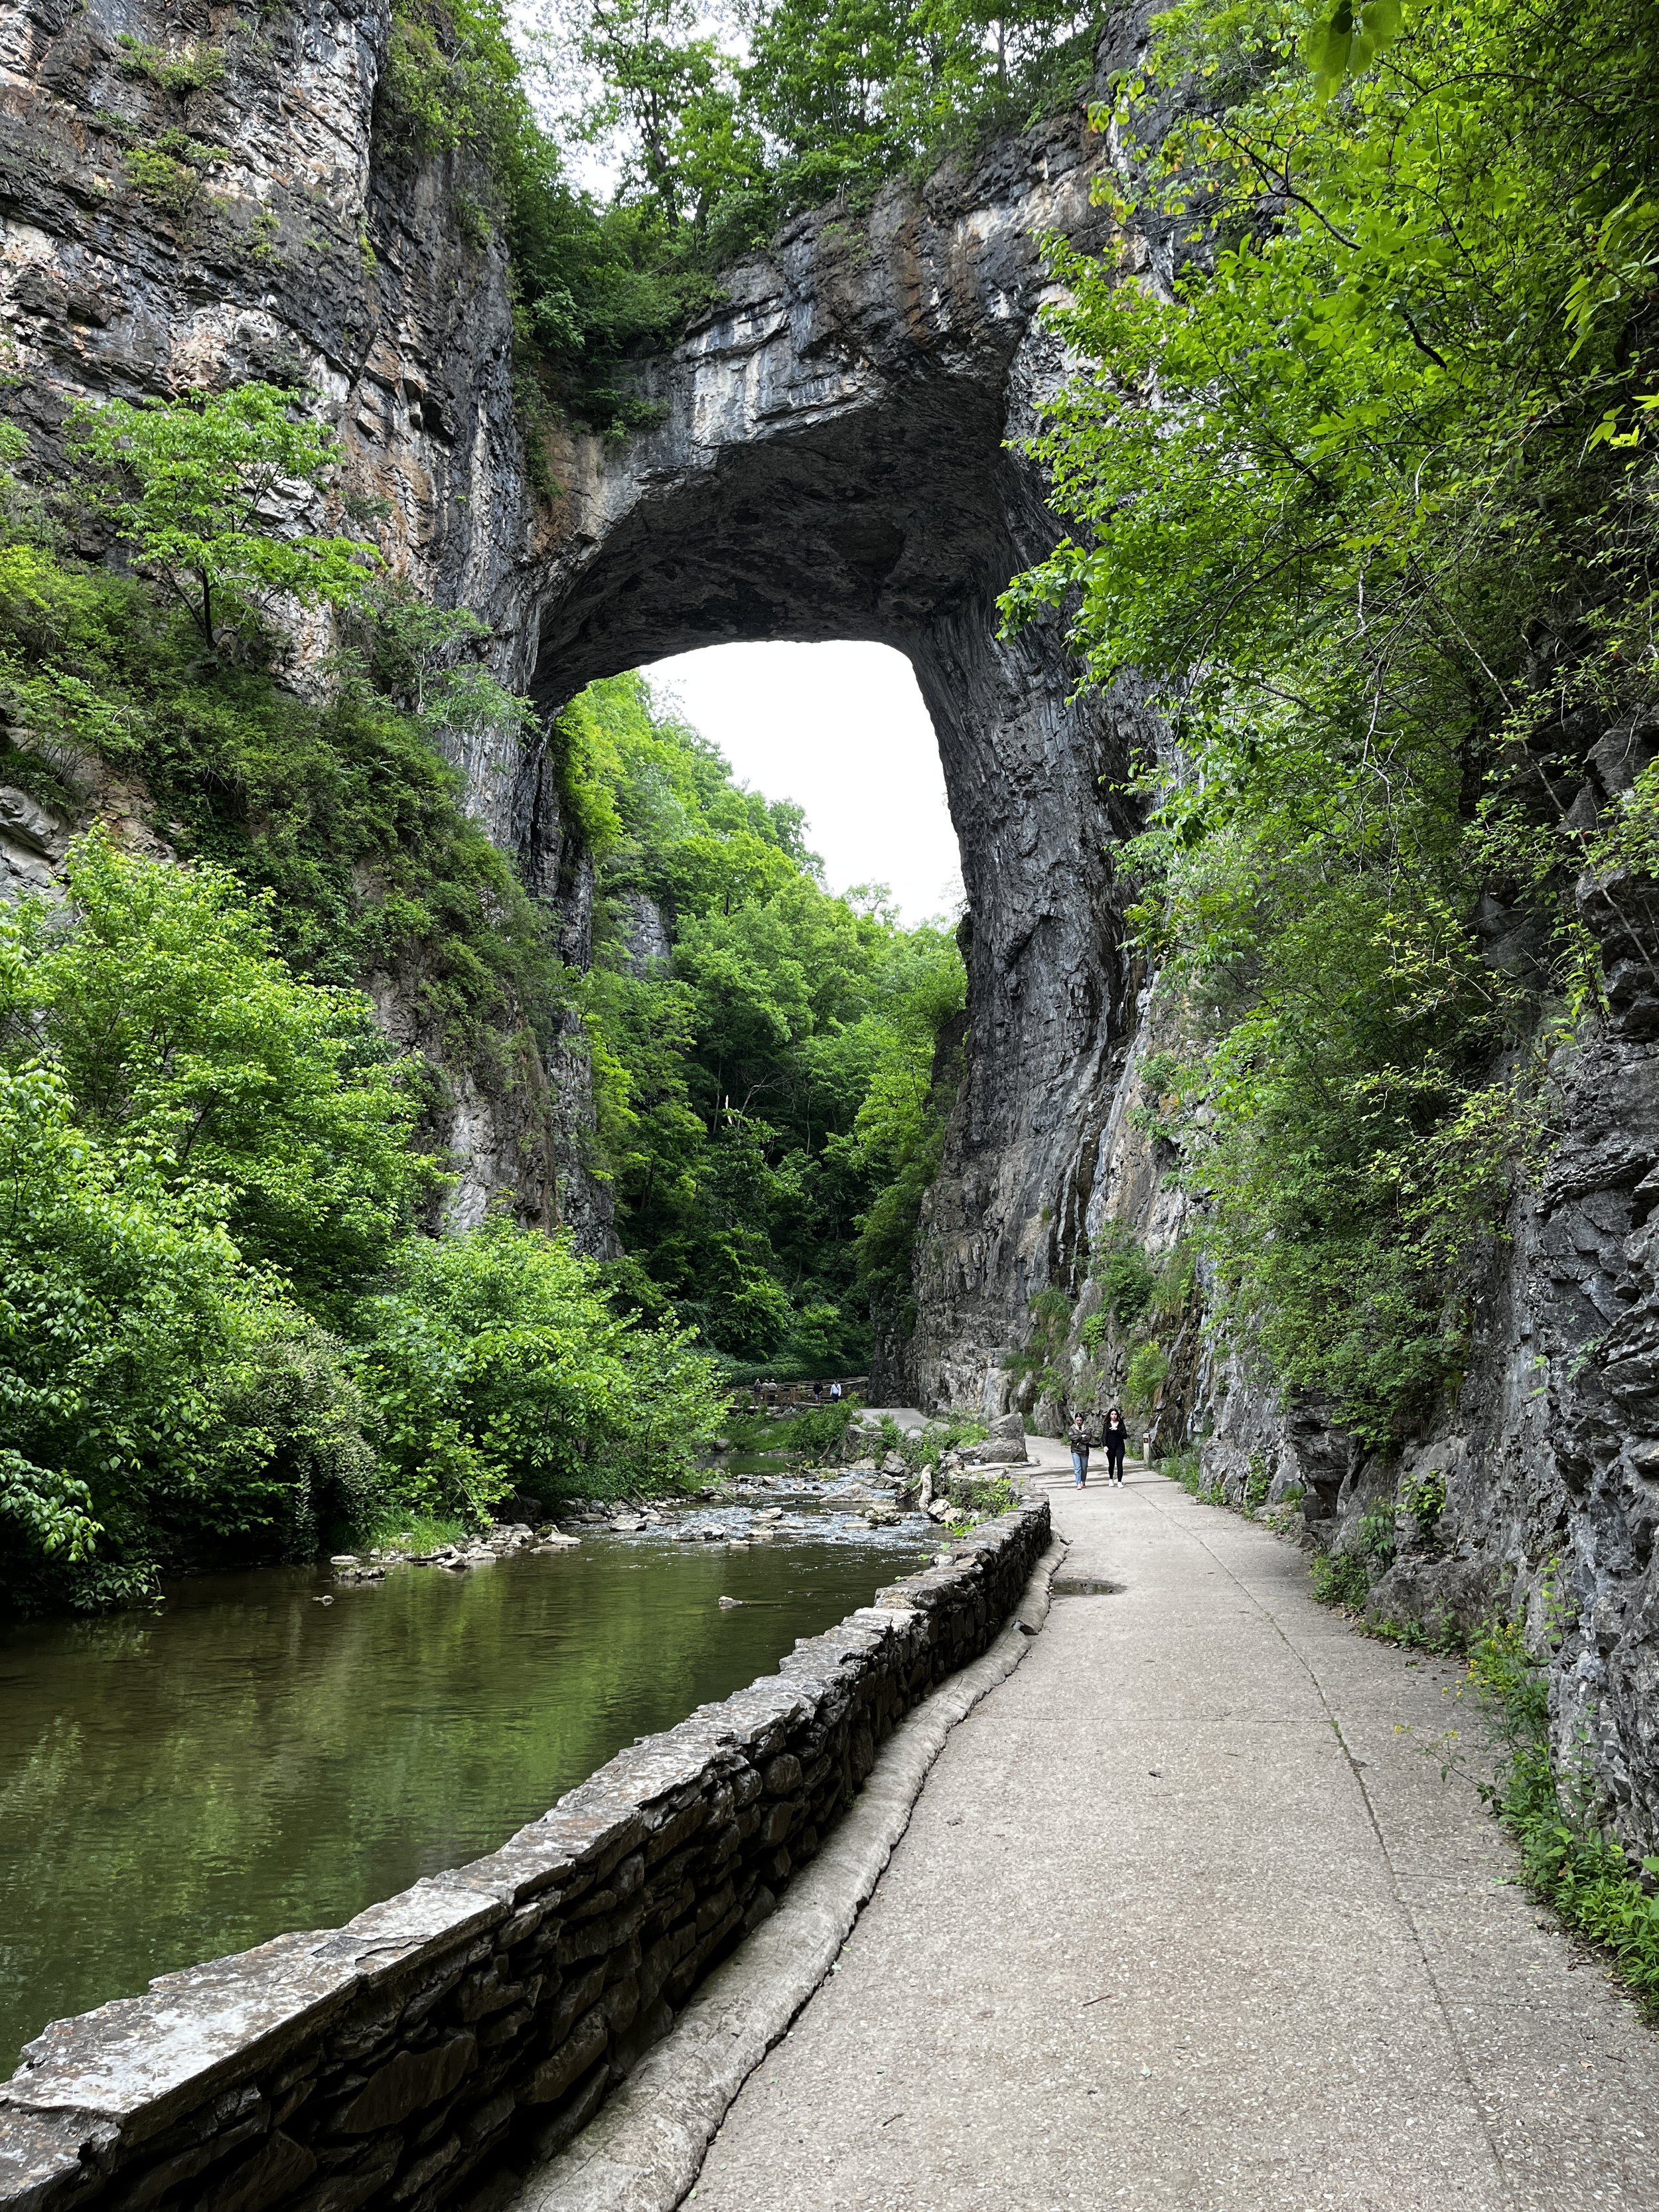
[0,0,595,1233]
[2,0,1172,1378]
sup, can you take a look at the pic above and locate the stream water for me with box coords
[0,1492,932,2075]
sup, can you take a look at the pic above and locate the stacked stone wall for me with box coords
[0,1501,1049,2212]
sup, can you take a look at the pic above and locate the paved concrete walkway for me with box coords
[691,1459,1659,2211]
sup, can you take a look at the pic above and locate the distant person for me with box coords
[1103,1406,1128,1484]
[813,1382,825,1403]
[830,1381,843,1404]
[1068,1412,1092,1488]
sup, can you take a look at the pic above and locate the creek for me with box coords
[0,1487,932,2073]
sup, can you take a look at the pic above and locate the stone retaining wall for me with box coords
[0,1501,1050,2212]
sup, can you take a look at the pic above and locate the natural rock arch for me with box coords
[516,131,1155,1404]
[1,0,1159,1408]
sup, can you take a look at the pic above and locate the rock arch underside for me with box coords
[11,0,1659,1834]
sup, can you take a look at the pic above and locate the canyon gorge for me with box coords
[7,0,1659,1845]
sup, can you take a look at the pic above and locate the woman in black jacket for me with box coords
[1102,1406,1128,1483]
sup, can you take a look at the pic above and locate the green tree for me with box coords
[359,1215,724,1511]
[566,673,966,1374]
[3,833,436,1315]
[1002,0,1659,1443]
[0,1055,360,1609]
[67,383,378,644]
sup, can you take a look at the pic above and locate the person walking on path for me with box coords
[1103,1405,1128,1483]
[1068,1412,1093,1487]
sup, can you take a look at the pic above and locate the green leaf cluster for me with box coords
[0,406,725,1612]
[1005,0,1659,1448]
[566,674,967,1374]
[67,384,378,644]
[0,446,555,1072]
[0,841,722,1614]
[360,1217,727,1507]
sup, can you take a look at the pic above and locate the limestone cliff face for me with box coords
[3,0,1164,1402]
[1359,859,1659,1848]
[1074,737,1659,1854]
[0,0,611,1238]
[520,122,1157,1410]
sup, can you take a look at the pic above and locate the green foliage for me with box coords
[0,1048,348,1611]
[947,1471,1019,1520]
[0,412,725,1613]
[121,129,233,226]
[1309,1503,1397,1608]
[1092,1225,1155,1329]
[1309,1548,1371,1609]
[0,844,415,1603]
[721,1398,863,1458]
[1469,1622,1659,2016]
[923,1412,989,1457]
[1123,1339,1170,1414]
[115,34,226,93]
[373,0,1106,435]
[3,832,435,1317]
[0,844,721,1613]
[67,384,377,642]
[358,1216,724,1518]
[1005,0,1659,1449]
[0,426,559,1071]
[1402,1467,1447,1545]
[1301,0,1405,102]
[1157,1447,1210,1499]
[569,674,966,1372]
[1003,1284,1074,1404]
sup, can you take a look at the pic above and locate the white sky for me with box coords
[640,641,964,927]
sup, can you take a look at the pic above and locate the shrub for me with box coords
[1469,1621,1659,2016]
[358,1217,725,1517]
[1403,1469,1448,1546]
[1124,1340,1170,1414]
[0,1059,356,1611]
[1092,1226,1155,1329]
[1310,1550,1372,1610]
[3,833,437,1317]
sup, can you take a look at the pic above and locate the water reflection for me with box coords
[0,1507,928,2072]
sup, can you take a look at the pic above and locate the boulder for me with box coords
[841,1418,885,1465]
[972,1412,1029,1466]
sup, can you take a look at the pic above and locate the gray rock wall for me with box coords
[1059,814,1659,1855]
[0,1501,1050,2212]
[0,0,602,1235]
[1,0,1169,1371]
